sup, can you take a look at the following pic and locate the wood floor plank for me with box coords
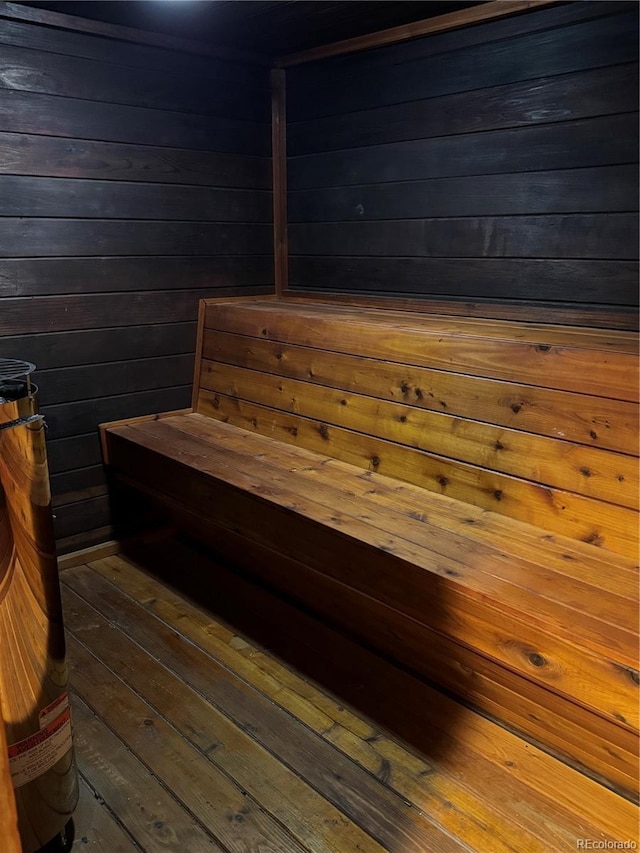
[70,776,141,852]
[70,694,223,852]
[61,586,388,853]
[62,564,471,853]
[67,639,308,853]
[86,550,639,847]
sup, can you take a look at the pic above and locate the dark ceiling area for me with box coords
[20,1,483,57]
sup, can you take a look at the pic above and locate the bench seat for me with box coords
[101,297,639,801]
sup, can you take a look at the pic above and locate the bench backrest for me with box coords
[194,298,639,560]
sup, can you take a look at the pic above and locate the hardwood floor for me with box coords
[59,536,638,852]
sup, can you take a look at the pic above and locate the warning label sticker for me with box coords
[38,692,70,730]
[8,708,73,789]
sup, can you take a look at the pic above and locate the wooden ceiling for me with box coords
[21,1,483,58]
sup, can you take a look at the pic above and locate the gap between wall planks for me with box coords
[271,68,288,298]
[277,0,558,66]
[0,1,269,64]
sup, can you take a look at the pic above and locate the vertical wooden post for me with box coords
[271,67,288,297]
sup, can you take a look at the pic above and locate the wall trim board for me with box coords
[277,0,558,67]
[0,1,270,65]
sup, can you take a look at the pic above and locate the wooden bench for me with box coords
[101,296,639,801]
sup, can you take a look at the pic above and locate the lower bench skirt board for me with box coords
[104,418,638,799]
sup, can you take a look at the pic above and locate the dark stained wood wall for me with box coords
[0,14,273,551]
[286,1,639,319]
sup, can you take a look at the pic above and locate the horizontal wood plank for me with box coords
[196,390,638,557]
[288,63,639,154]
[1,288,272,334]
[287,11,638,119]
[162,513,639,799]
[50,465,107,505]
[0,43,269,121]
[0,256,273,298]
[0,130,270,187]
[202,329,638,453]
[38,354,195,407]
[289,166,639,221]
[287,214,638,261]
[0,88,271,155]
[53,496,112,541]
[47,433,103,474]
[283,291,639,331]
[0,0,268,64]
[43,386,192,439]
[200,360,637,509]
[288,115,638,189]
[0,322,197,368]
[0,175,272,221]
[0,17,266,85]
[204,302,640,400]
[0,220,272,258]
[288,257,639,307]
[286,2,633,81]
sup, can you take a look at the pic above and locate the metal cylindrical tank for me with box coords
[0,360,78,851]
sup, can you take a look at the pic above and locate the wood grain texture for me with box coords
[0,130,271,186]
[0,17,267,83]
[287,11,639,118]
[102,404,639,791]
[278,0,557,66]
[68,775,140,853]
[288,116,638,189]
[202,329,638,453]
[0,1,269,64]
[288,257,639,307]
[204,301,640,400]
[0,698,20,853]
[285,3,638,314]
[288,166,639,220]
[0,89,270,156]
[0,219,272,258]
[0,412,78,851]
[0,256,273,298]
[0,43,269,121]
[82,544,639,846]
[64,587,389,853]
[0,176,272,221]
[287,63,639,154]
[284,291,639,331]
[200,361,637,508]
[62,565,474,853]
[0,16,273,550]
